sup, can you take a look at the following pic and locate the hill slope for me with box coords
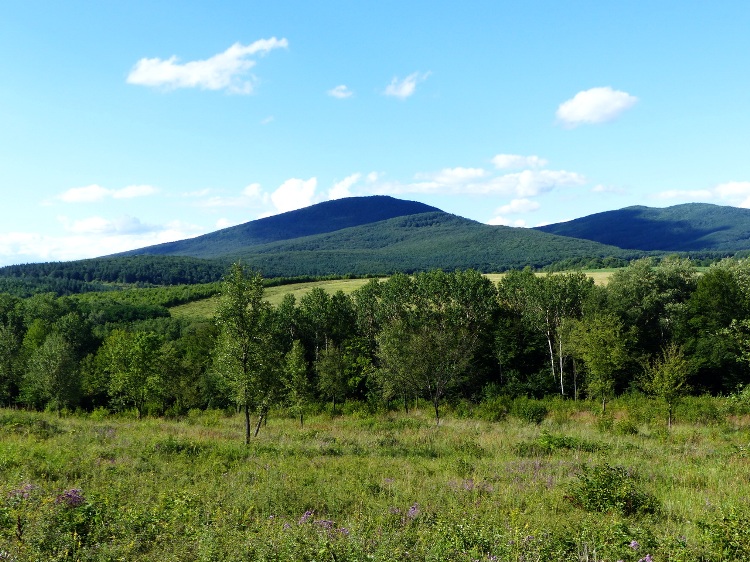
[115,195,441,259]
[534,203,750,251]
[209,211,636,276]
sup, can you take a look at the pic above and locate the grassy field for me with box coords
[2,396,750,560]
[170,271,615,320]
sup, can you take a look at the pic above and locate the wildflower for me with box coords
[298,510,314,524]
[8,483,36,501]
[55,488,85,508]
[407,503,420,519]
[338,527,350,536]
[638,555,653,562]
[315,519,335,530]
[629,540,640,550]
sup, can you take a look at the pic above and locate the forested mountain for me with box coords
[534,202,750,251]
[6,198,750,293]
[216,211,638,276]
[114,195,441,259]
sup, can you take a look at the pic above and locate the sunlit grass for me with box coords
[2,398,748,560]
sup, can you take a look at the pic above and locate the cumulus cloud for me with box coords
[328,85,353,99]
[127,38,288,94]
[329,173,361,200]
[492,154,548,170]
[556,87,638,127]
[271,178,317,213]
[57,184,158,203]
[60,215,158,235]
[384,72,430,99]
[0,219,207,266]
[652,181,750,207]
[373,168,584,197]
[494,198,540,215]
[487,216,527,227]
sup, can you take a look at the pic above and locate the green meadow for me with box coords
[3,394,750,561]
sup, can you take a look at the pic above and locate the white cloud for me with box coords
[216,218,241,229]
[328,85,353,99]
[58,184,110,203]
[714,181,750,200]
[126,38,288,94]
[556,86,638,126]
[57,184,157,203]
[651,181,750,207]
[261,116,275,125]
[487,216,527,227]
[243,183,263,198]
[60,215,158,235]
[372,168,584,197]
[492,154,548,170]
[0,220,207,266]
[271,177,317,213]
[384,72,430,99]
[494,198,540,215]
[329,173,361,200]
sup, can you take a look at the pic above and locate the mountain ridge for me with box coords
[534,202,750,251]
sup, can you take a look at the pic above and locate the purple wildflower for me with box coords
[298,510,314,524]
[314,519,335,530]
[638,555,653,562]
[629,540,640,550]
[55,488,85,508]
[338,527,350,536]
[407,503,420,519]
[8,483,36,501]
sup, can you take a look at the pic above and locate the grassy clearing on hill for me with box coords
[170,271,616,320]
[2,395,750,560]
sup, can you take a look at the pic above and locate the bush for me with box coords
[475,395,511,422]
[567,463,659,517]
[512,397,548,425]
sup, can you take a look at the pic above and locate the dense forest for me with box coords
[2,257,750,429]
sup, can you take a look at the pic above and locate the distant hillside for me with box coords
[534,203,750,251]
[0,196,673,292]
[210,211,638,276]
[115,195,441,259]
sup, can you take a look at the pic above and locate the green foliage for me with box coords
[640,343,692,428]
[536,201,750,252]
[511,397,549,424]
[567,463,659,516]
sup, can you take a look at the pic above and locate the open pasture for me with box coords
[2,396,749,561]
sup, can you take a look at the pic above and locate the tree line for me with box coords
[2,257,750,432]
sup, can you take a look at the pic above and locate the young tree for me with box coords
[101,329,163,418]
[20,332,79,412]
[641,343,691,429]
[284,339,311,427]
[499,270,592,396]
[569,313,629,413]
[315,345,348,414]
[214,263,280,443]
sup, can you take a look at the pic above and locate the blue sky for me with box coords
[1,1,749,265]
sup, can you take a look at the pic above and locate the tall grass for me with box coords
[1,397,746,560]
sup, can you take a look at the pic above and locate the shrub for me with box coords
[512,397,548,425]
[475,395,511,422]
[567,463,659,516]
